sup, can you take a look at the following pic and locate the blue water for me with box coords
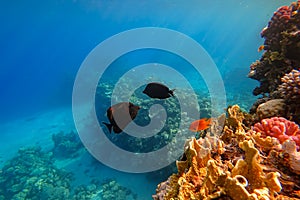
[0,0,294,199]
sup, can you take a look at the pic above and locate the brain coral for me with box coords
[253,117,300,148]
[256,99,286,120]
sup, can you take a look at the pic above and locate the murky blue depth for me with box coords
[0,0,294,199]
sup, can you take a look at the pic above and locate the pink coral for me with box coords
[253,117,300,148]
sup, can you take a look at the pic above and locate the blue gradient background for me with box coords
[0,0,292,121]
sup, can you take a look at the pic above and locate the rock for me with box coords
[256,99,286,120]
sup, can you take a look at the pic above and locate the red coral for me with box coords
[262,5,292,35]
[253,117,300,149]
[260,0,300,52]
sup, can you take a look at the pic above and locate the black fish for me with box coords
[143,82,175,99]
[102,102,140,134]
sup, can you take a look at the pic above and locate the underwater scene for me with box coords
[1,0,300,199]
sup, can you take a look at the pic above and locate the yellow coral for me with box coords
[226,105,245,130]
[251,131,281,151]
[264,172,282,195]
[232,140,282,196]
[224,175,257,200]
[223,105,252,143]
[232,140,264,190]
[176,137,283,199]
[169,137,227,199]
[159,137,282,200]
[153,105,299,200]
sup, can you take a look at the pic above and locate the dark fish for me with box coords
[102,102,140,134]
[143,82,175,99]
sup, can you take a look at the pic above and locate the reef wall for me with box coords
[248,0,300,124]
[153,1,300,199]
[153,105,300,199]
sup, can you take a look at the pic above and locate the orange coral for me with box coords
[232,140,282,196]
[154,136,282,200]
[153,106,300,200]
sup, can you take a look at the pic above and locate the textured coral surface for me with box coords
[153,106,300,200]
[255,99,286,120]
[153,2,300,199]
[249,0,300,124]
[278,69,300,102]
[0,147,73,200]
[253,117,300,147]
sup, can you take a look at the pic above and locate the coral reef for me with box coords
[99,179,137,200]
[153,105,300,199]
[73,179,137,200]
[153,136,282,199]
[52,131,84,159]
[248,1,300,124]
[0,146,73,200]
[256,138,300,196]
[0,144,137,200]
[253,117,300,148]
[249,2,300,94]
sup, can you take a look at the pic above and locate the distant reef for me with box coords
[0,131,137,200]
